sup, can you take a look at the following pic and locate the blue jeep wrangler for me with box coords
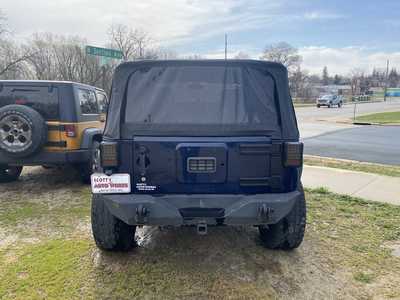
[91,60,306,251]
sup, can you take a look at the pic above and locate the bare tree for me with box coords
[108,24,153,61]
[260,42,301,73]
[289,67,313,99]
[0,10,33,78]
[0,9,7,37]
[322,66,329,85]
[349,69,365,96]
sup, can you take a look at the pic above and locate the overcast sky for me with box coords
[1,0,399,75]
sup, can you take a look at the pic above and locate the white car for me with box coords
[316,95,343,108]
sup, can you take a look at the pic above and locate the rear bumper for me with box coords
[98,190,303,226]
[0,149,90,166]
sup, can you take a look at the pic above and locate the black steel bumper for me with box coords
[98,190,303,226]
[0,149,90,166]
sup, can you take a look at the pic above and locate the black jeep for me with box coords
[91,60,306,251]
[0,80,107,183]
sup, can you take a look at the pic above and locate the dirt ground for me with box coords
[0,167,399,299]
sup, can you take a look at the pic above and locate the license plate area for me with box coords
[91,173,131,194]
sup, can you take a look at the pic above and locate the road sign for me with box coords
[86,46,123,59]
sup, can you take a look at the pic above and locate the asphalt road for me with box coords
[296,98,400,123]
[296,99,400,165]
[304,126,400,165]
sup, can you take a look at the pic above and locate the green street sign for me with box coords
[86,46,123,59]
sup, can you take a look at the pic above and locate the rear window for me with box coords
[0,85,59,120]
[124,66,279,130]
[78,89,99,114]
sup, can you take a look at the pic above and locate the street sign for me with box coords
[86,46,123,60]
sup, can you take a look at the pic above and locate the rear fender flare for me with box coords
[81,128,102,149]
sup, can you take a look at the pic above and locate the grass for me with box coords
[304,155,400,177]
[355,111,400,124]
[1,187,400,299]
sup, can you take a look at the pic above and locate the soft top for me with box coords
[104,60,299,140]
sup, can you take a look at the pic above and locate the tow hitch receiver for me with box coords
[197,223,207,235]
[258,204,274,223]
[135,205,148,224]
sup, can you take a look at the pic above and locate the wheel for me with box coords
[0,165,23,183]
[259,186,306,250]
[316,104,320,108]
[79,140,101,184]
[91,194,137,251]
[0,105,47,158]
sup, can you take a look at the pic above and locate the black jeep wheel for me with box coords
[0,105,47,158]
[259,186,306,250]
[91,194,137,251]
[0,165,23,183]
[80,140,101,184]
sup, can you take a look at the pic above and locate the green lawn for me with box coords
[1,184,400,299]
[355,111,400,124]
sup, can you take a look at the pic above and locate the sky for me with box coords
[1,0,399,75]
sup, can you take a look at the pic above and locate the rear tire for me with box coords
[80,140,100,184]
[259,186,306,250]
[0,165,23,183]
[91,194,137,251]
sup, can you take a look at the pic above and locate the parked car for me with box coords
[91,60,306,251]
[316,94,343,108]
[0,80,107,183]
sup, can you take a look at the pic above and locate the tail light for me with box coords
[284,142,303,167]
[100,141,118,167]
[64,124,76,137]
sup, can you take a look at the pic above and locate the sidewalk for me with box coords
[302,165,400,206]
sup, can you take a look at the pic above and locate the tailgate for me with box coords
[129,136,284,194]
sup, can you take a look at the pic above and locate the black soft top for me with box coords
[104,60,299,140]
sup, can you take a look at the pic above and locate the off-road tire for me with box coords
[0,105,47,158]
[259,186,306,250]
[91,194,137,251]
[0,165,23,183]
[80,140,101,184]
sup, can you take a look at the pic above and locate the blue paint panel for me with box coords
[122,136,282,195]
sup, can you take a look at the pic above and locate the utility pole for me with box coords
[384,59,389,102]
[224,34,228,60]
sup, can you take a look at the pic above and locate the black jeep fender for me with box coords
[80,128,103,149]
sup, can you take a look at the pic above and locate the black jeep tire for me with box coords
[0,105,47,158]
[79,140,101,184]
[0,165,23,183]
[91,194,137,251]
[259,186,306,250]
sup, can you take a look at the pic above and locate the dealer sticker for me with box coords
[91,173,131,194]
